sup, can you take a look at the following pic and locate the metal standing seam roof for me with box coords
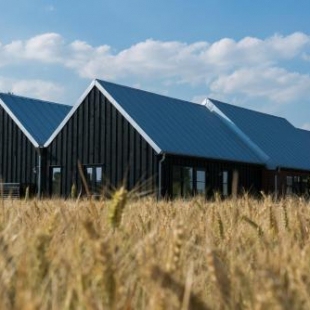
[94,80,264,165]
[46,79,264,164]
[0,93,71,147]
[209,99,310,171]
[298,128,310,141]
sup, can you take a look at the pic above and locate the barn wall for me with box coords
[0,105,38,192]
[45,86,158,197]
[262,169,310,197]
[162,155,263,198]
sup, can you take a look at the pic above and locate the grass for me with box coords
[0,194,310,309]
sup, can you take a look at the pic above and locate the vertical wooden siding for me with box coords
[162,155,263,197]
[0,105,37,187]
[262,169,310,197]
[46,86,158,197]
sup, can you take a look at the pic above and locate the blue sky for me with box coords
[1,0,310,129]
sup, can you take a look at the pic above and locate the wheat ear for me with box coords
[108,186,128,229]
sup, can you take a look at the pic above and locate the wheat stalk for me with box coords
[166,221,184,273]
[108,186,128,230]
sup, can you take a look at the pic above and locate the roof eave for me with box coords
[267,163,310,172]
[158,149,264,166]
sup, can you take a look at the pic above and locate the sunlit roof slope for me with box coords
[0,93,71,147]
[95,80,264,165]
[209,99,310,171]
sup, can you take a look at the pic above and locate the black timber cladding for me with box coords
[162,154,263,197]
[45,86,159,197]
[0,105,37,187]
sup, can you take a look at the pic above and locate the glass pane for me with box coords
[223,171,228,196]
[197,170,205,183]
[172,166,182,197]
[223,184,228,196]
[286,176,293,186]
[84,166,104,195]
[96,167,102,183]
[183,167,193,197]
[196,170,206,196]
[223,171,228,183]
[52,167,61,196]
[197,182,206,195]
[87,167,93,182]
[301,176,309,194]
[286,176,293,195]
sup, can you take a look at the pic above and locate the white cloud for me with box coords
[200,32,310,70]
[0,77,64,102]
[0,33,64,65]
[1,32,309,79]
[1,31,310,106]
[210,67,310,103]
[24,33,64,62]
[302,123,310,130]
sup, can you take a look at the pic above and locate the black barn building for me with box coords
[44,80,267,198]
[0,93,70,196]
[208,99,310,197]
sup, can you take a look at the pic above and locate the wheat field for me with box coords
[0,193,310,309]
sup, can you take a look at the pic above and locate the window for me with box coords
[286,176,293,195]
[172,166,182,197]
[293,176,300,194]
[172,166,193,198]
[222,171,229,196]
[301,176,310,195]
[51,167,61,196]
[183,167,193,198]
[196,170,206,196]
[84,165,103,195]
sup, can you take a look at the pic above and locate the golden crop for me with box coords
[0,195,310,309]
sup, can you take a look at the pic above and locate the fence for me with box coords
[0,183,20,199]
